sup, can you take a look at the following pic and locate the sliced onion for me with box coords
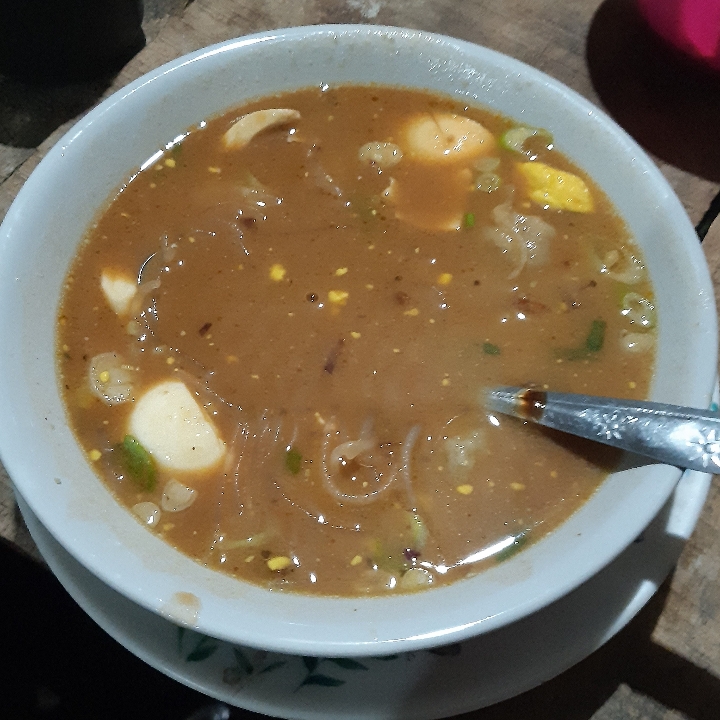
[88,352,136,405]
[329,418,375,471]
[474,156,500,172]
[399,425,421,508]
[601,247,645,284]
[224,532,269,550]
[161,479,197,513]
[475,172,501,193]
[621,292,656,328]
[483,202,554,278]
[239,183,281,208]
[223,108,301,150]
[133,501,161,527]
[399,567,434,591]
[445,430,484,470]
[126,278,161,331]
[330,437,376,470]
[321,420,396,505]
[358,141,403,168]
[306,144,343,197]
[500,126,553,154]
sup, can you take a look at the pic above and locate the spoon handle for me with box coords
[485,387,720,474]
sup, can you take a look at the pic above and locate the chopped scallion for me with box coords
[555,318,606,360]
[463,212,475,228]
[499,126,553,154]
[494,531,529,563]
[483,342,501,355]
[285,447,303,475]
[585,319,606,352]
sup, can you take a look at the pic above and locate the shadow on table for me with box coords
[0,0,151,149]
[0,75,116,149]
[8,522,719,720]
[586,0,720,184]
[2,535,257,720]
[460,576,720,719]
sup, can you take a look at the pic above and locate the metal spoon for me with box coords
[485,386,720,473]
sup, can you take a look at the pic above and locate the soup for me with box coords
[57,85,656,596]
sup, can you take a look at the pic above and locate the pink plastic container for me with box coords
[637,0,720,71]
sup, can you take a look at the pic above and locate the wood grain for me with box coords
[1,1,719,717]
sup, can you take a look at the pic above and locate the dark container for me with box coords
[0,0,145,83]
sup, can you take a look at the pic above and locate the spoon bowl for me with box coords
[487,387,720,474]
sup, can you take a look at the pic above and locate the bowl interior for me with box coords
[0,25,716,656]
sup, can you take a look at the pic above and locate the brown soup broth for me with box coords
[57,85,655,596]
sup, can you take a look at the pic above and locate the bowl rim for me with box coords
[0,24,716,657]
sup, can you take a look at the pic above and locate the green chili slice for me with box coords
[117,435,156,491]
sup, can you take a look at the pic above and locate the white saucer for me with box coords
[16,453,712,720]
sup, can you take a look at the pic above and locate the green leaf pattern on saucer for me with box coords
[177,627,460,692]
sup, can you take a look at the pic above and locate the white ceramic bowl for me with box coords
[0,25,716,658]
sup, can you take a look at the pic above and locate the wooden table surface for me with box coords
[2,1,720,717]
